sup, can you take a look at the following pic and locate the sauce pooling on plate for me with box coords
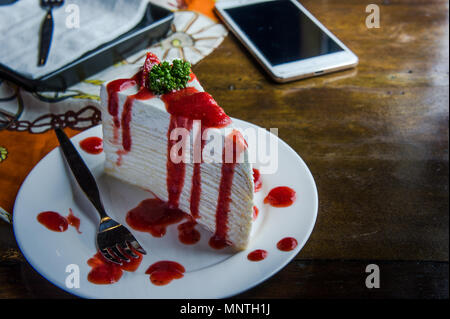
[37,211,68,232]
[145,261,185,286]
[126,198,203,246]
[67,208,82,234]
[264,186,296,207]
[87,251,142,285]
[277,237,298,251]
[126,198,185,238]
[178,219,201,245]
[37,209,81,233]
[247,249,268,261]
[79,136,103,154]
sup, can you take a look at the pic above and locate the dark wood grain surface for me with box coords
[0,0,448,298]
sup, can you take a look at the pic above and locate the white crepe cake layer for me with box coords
[100,71,254,250]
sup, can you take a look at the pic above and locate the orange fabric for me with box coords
[0,128,79,214]
[185,0,218,21]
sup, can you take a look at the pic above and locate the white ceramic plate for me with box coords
[13,120,318,298]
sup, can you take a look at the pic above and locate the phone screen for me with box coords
[224,0,344,66]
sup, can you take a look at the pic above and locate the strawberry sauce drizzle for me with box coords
[87,250,142,285]
[190,127,206,219]
[67,208,81,234]
[188,72,197,83]
[37,211,68,232]
[108,58,244,249]
[107,53,160,160]
[141,52,160,87]
[126,198,185,238]
[177,219,201,245]
[121,87,154,152]
[252,206,259,220]
[166,116,193,208]
[247,249,268,261]
[253,168,262,192]
[277,237,298,251]
[209,130,247,249]
[264,186,297,207]
[126,197,201,246]
[164,89,231,128]
[162,87,197,209]
[145,261,185,286]
[79,136,103,155]
[106,77,137,141]
[37,209,81,233]
[209,157,235,249]
[162,87,231,219]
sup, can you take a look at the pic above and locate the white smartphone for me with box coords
[215,0,358,82]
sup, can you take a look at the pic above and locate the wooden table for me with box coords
[0,0,448,298]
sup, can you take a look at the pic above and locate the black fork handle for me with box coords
[54,127,108,220]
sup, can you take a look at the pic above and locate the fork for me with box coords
[38,0,64,66]
[54,127,146,264]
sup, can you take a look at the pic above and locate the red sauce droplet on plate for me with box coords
[253,168,262,192]
[178,219,201,245]
[37,211,68,232]
[87,250,142,285]
[145,261,185,286]
[264,186,297,207]
[252,206,259,220]
[87,252,123,285]
[126,198,185,237]
[247,249,268,261]
[37,209,83,233]
[67,208,81,234]
[79,136,103,154]
[277,237,298,251]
